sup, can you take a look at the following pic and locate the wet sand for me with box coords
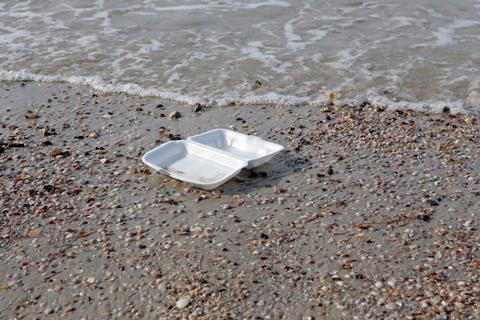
[0,81,479,319]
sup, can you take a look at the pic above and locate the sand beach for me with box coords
[0,81,479,319]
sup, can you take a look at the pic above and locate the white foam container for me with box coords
[187,129,284,169]
[142,129,283,190]
[142,141,247,190]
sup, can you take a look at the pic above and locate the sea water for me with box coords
[1,0,480,112]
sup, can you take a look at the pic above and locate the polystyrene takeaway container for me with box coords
[142,140,247,190]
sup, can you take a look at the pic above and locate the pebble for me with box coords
[176,296,190,309]
[385,303,396,310]
[50,149,63,157]
[169,111,181,119]
[64,305,75,313]
[26,228,42,238]
[191,103,202,112]
[251,79,262,90]
[44,308,54,315]
[25,110,39,119]
[109,284,118,293]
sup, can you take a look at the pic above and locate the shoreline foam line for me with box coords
[0,70,470,113]
[0,70,322,107]
[0,70,203,106]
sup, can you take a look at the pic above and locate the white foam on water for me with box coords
[0,70,202,106]
[0,70,323,107]
[244,0,291,9]
[432,19,480,47]
[1,0,480,113]
[284,17,305,50]
[1,69,471,113]
[147,0,290,12]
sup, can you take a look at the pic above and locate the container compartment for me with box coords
[187,129,284,168]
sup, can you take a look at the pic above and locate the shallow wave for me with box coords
[0,69,317,106]
[1,0,480,113]
[0,70,470,113]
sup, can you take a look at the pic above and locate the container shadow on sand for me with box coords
[216,151,310,194]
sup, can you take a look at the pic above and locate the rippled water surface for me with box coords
[1,0,480,110]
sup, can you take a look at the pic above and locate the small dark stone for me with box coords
[327,166,334,175]
[191,103,202,112]
[252,80,262,90]
[40,141,52,146]
[299,138,311,145]
[168,133,182,141]
[8,142,26,148]
[442,106,450,114]
[426,199,439,206]
[0,146,4,154]
[249,171,259,178]
[44,185,55,193]
[169,111,181,119]
[260,233,269,239]
[74,135,85,140]
[417,214,432,222]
